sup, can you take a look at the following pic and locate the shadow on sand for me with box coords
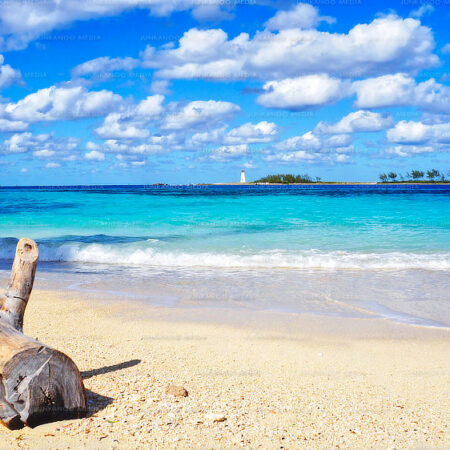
[81,359,142,416]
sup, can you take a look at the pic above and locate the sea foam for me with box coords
[0,238,448,270]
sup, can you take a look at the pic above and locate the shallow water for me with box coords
[0,185,449,327]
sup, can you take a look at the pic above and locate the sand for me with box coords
[0,289,449,449]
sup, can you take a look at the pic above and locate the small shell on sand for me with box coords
[206,414,227,423]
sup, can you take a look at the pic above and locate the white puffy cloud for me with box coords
[316,110,394,134]
[353,74,450,113]
[266,129,353,164]
[384,145,435,157]
[33,149,55,158]
[143,16,437,81]
[210,144,249,160]
[84,150,105,161]
[226,121,278,144]
[265,148,351,164]
[0,0,231,51]
[144,28,245,80]
[274,131,322,152]
[443,44,450,54]
[95,113,151,139]
[257,75,349,110]
[386,120,450,145]
[386,120,430,144]
[94,94,165,139]
[1,132,39,154]
[0,55,22,89]
[161,100,240,130]
[135,95,165,117]
[187,121,278,160]
[3,84,123,123]
[0,118,28,132]
[264,3,334,31]
[1,132,78,156]
[95,138,171,160]
[72,56,139,77]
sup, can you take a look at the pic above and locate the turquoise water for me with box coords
[0,185,449,326]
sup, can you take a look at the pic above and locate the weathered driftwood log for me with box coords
[0,239,86,429]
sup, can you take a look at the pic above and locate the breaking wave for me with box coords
[0,238,448,271]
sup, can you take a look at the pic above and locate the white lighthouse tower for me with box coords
[240,170,246,183]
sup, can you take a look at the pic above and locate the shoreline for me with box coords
[1,288,448,448]
[0,182,449,188]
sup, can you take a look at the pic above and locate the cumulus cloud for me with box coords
[186,121,278,151]
[1,132,78,156]
[142,16,437,81]
[94,138,173,160]
[94,94,164,139]
[383,145,435,157]
[0,55,22,89]
[95,113,150,139]
[257,75,350,110]
[0,0,232,51]
[226,121,278,144]
[3,84,123,123]
[84,150,105,161]
[33,149,55,158]
[1,132,40,154]
[265,130,353,164]
[386,120,450,145]
[71,56,139,77]
[264,3,334,31]
[353,73,450,113]
[315,110,394,134]
[161,100,240,130]
[210,144,249,160]
[0,118,28,132]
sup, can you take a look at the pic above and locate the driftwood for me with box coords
[0,238,86,429]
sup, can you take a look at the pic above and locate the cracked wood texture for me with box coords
[0,239,86,429]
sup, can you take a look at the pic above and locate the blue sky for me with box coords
[0,0,449,184]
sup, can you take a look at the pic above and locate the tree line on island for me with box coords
[378,169,449,183]
[252,170,449,184]
[254,174,321,184]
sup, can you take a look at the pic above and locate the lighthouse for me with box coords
[240,170,246,183]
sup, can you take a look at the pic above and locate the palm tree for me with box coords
[426,169,440,181]
[379,173,388,182]
[388,172,397,181]
[411,170,424,180]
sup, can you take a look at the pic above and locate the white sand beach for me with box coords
[0,289,448,449]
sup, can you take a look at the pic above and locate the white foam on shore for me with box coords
[0,240,448,271]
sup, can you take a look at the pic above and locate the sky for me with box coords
[0,0,449,185]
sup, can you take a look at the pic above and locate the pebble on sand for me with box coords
[166,385,189,397]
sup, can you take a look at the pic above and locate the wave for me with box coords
[0,238,448,271]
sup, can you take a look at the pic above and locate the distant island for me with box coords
[254,174,321,184]
[249,170,449,184]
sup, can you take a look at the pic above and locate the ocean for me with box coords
[0,185,449,327]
